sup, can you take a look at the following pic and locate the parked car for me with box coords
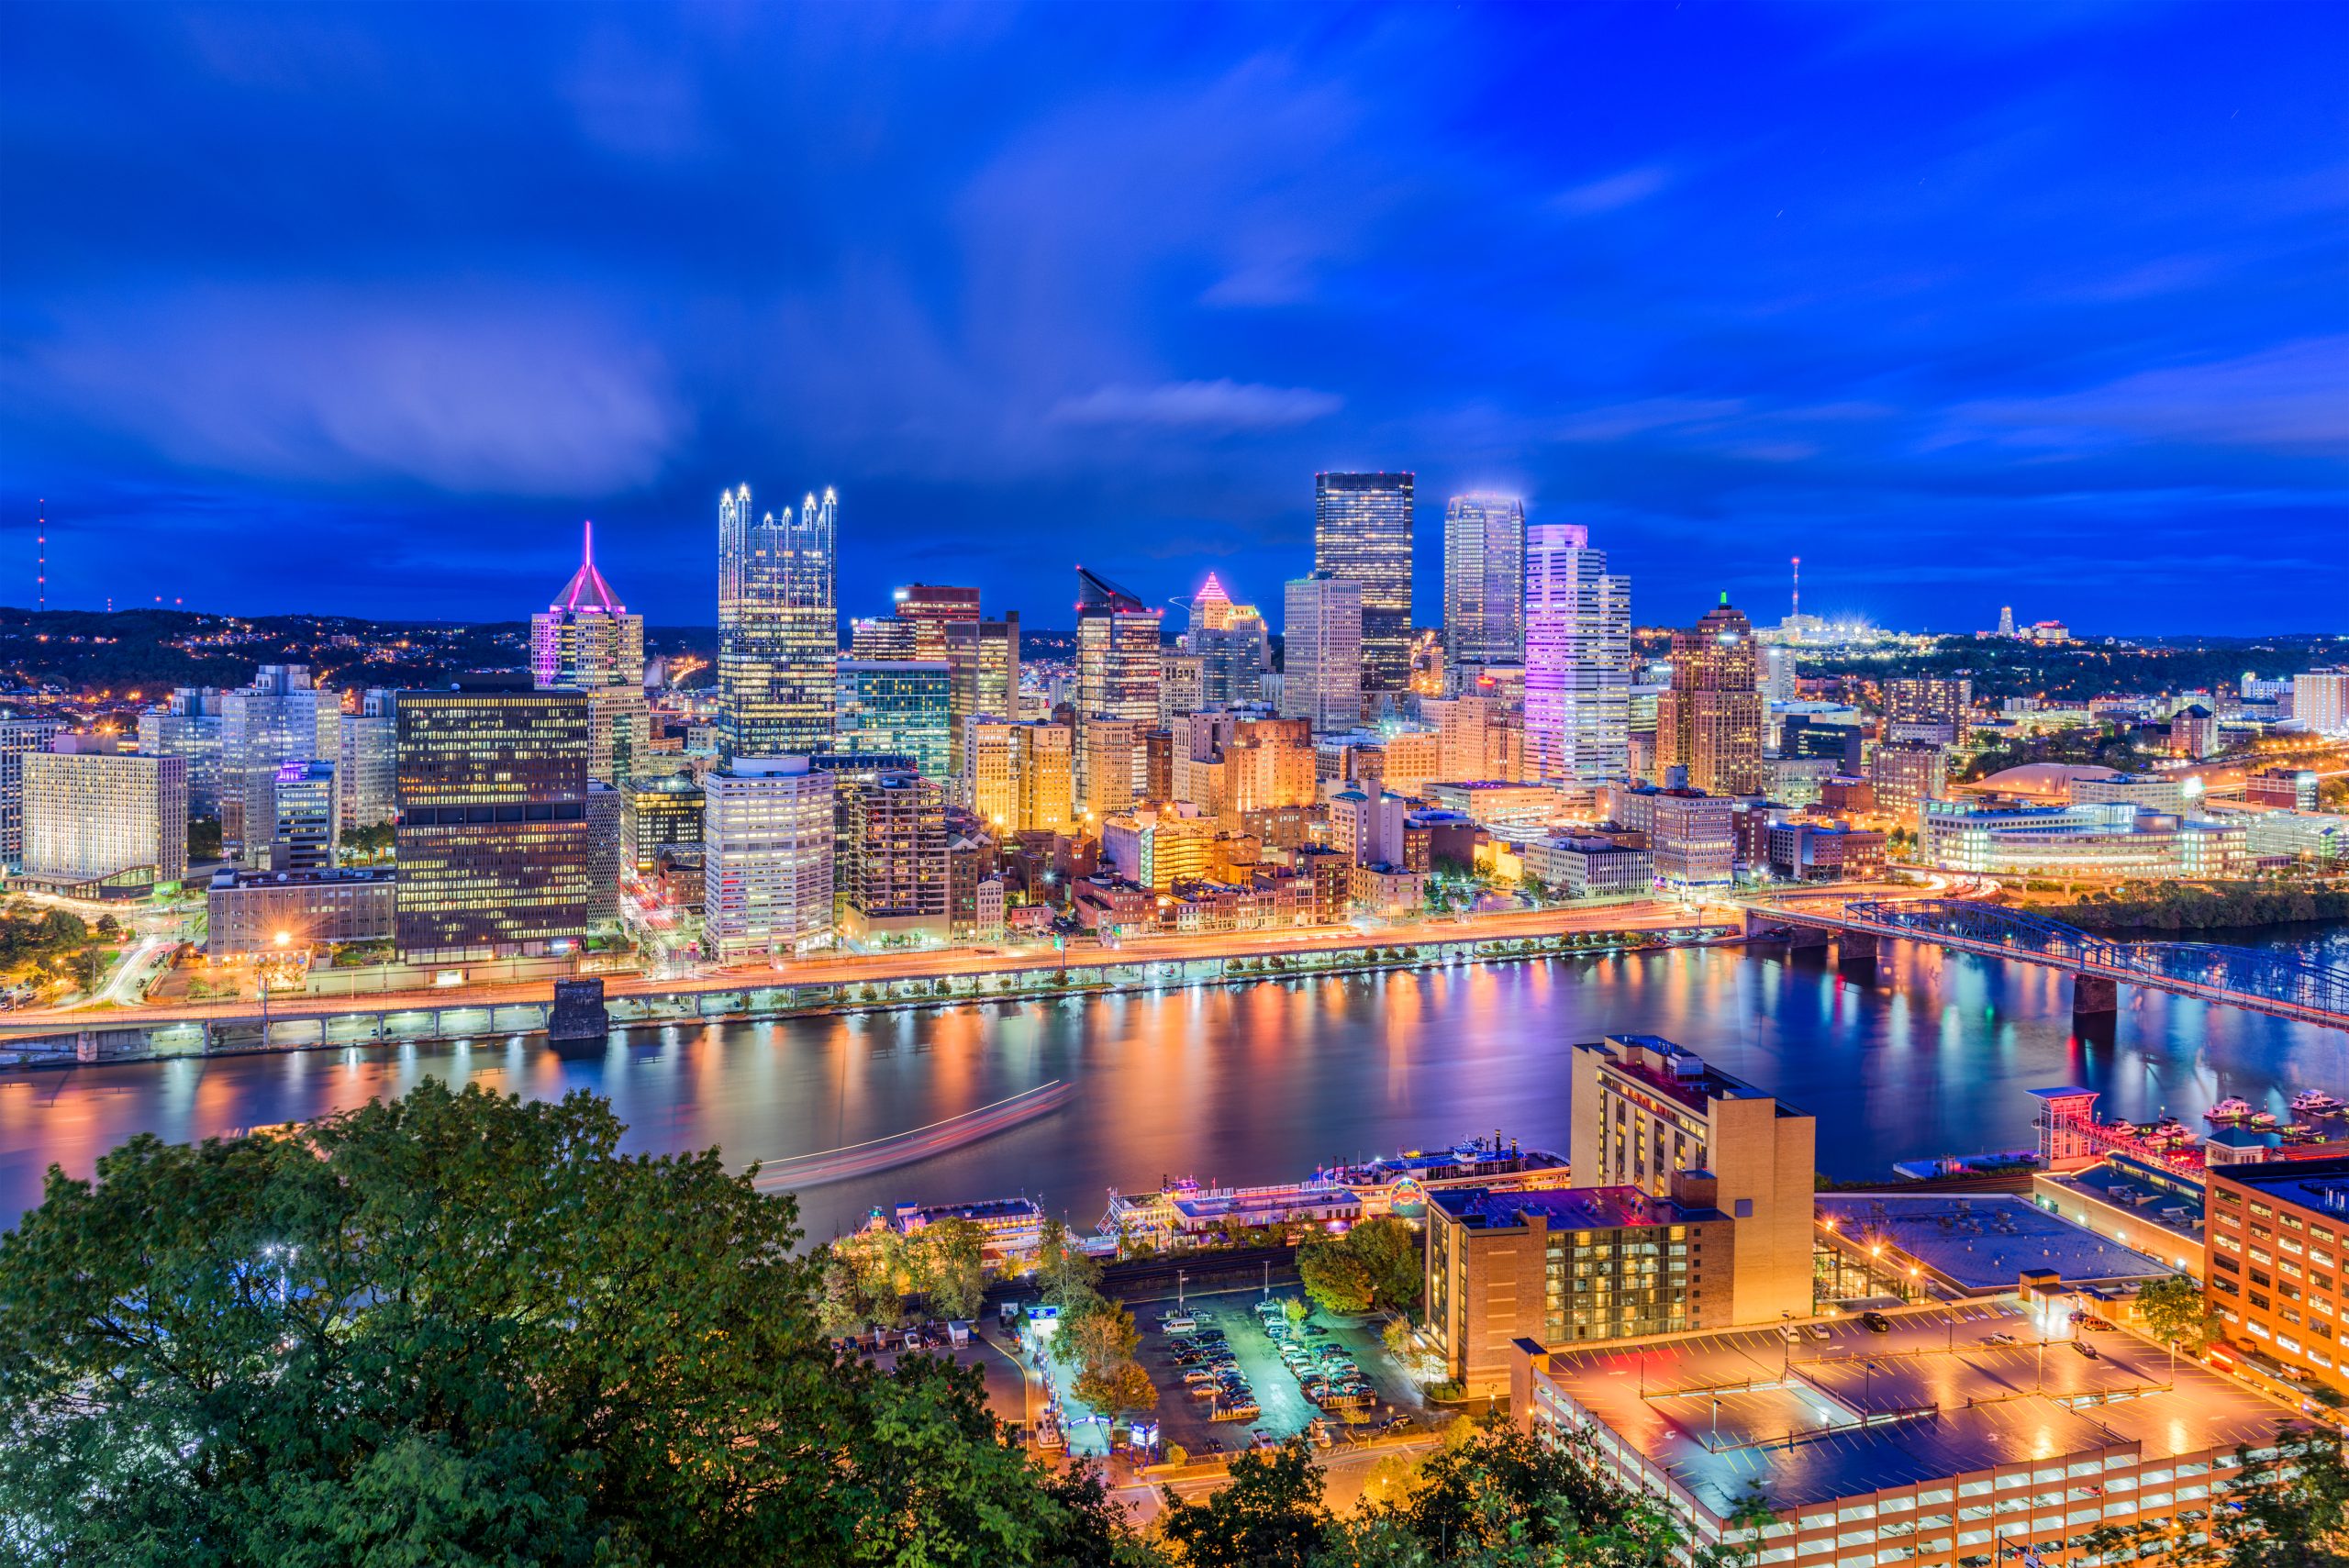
[1862,1312,1892,1333]
[1806,1324,1832,1341]
[1252,1429,1280,1451]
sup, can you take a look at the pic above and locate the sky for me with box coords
[2,3,2344,636]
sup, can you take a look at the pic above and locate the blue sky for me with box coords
[3,3,2343,633]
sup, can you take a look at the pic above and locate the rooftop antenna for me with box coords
[1791,556,1800,623]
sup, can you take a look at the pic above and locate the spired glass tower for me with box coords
[718,485,837,760]
[1442,494,1526,666]
[1313,472,1414,695]
[1524,523,1631,787]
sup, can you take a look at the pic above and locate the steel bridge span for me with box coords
[1743,898,2349,1033]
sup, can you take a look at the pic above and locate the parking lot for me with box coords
[1123,1283,1450,1462]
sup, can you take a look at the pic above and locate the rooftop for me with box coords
[2210,1156,2349,1216]
[1817,1194,2176,1292]
[1431,1183,1723,1232]
[1582,1034,1801,1118]
[1528,1307,2290,1519]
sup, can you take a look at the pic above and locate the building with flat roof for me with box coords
[1571,1035,1816,1326]
[1814,1193,2176,1300]
[20,742,187,895]
[1920,798,2246,880]
[1511,1308,2290,1566]
[2204,1156,2349,1402]
[2031,1155,2206,1275]
[1426,1176,1735,1392]
[206,866,395,957]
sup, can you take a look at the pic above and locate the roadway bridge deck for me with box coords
[1744,897,2349,1033]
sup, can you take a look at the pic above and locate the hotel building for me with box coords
[20,740,188,893]
[701,756,835,959]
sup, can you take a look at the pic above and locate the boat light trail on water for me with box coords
[750,1080,1074,1188]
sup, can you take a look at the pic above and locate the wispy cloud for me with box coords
[1552,166,1671,217]
[1049,380,1341,432]
[1944,338,2349,455]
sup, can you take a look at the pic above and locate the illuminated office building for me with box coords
[849,615,918,659]
[1443,494,1525,665]
[1075,566,1162,805]
[718,484,837,760]
[270,760,339,872]
[944,613,1019,772]
[702,756,834,959]
[136,689,224,819]
[531,521,650,784]
[1656,595,1764,796]
[1523,524,1630,786]
[898,584,980,660]
[835,659,953,779]
[1,716,69,866]
[222,665,319,863]
[1314,472,1414,694]
[20,739,187,893]
[337,690,398,828]
[1281,573,1363,732]
[393,677,593,963]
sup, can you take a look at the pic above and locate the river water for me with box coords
[5,929,2344,1239]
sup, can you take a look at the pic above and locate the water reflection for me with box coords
[3,930,2343,1240]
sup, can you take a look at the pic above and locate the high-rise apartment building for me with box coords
[270,760,339,872]
[1074,567,1162,804]
[702,756,835,959]
[0,716,68,867]
[1442,494,1526,666]
[222,665,319,862]
[1314,472,1414,694]
[136,689,225,820]
[531,522,651,784]
[1081,717,1141,820]
[1882,676,1972,745]
[1280,573,1363,731]
[2292,670,2349,736]
[1018,722,1076,834]
[1868,740,1948,829]
[337,689,398,828]
[718,485,837,760]
[1158,654,1205,725]
[1655,595,1765,796]
[20,739,187,892]
[1522,524,1630,787]
[841,771,950,941]
[393,678,594,963]
[834,659,953,779]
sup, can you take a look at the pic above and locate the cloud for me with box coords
[1552,166,1671,217]
[1554,398,1745,441]
[1944,338,2349,455]
[1048,379,1341,432]
[10,287,687,497]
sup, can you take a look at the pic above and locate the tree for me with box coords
[0,1081,1146,1566]
[1299,1217,1423,1318]
[1038,1215,1104,1309]
[1297,1237,1376,1315]
[1075,1359,1159,1418]
[1155,1440,1330,1568]
[916,1216,989,1321]
[2136,1273,2215,1355]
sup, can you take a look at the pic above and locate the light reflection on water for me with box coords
[4,929,2344,1240]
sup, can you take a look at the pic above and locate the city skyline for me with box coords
[4,5,2344,633]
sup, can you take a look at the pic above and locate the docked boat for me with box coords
[2206,1097,2254,1125]
[2247,1110,2280,1130]
[2291,1090,2343,1117]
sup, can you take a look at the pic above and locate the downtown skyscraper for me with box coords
[1074,566,1162,802]
[531,521,650,784]
[1523,523,1631,787]
[1656,594,1765,795]
[1442,494,1525,667]
[1313,472,1414,695]
[718,485,837,760]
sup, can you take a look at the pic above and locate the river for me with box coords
[5,929,2344,1238]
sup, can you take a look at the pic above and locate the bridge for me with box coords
[1743,897,2349,1034]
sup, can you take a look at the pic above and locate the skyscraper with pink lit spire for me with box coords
[531,520,650,783]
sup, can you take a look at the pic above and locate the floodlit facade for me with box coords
[1920,799,2248,880]
[1523,524,1630,787]
[206,866,395,957]
[1442,493,1526,665]
[0,717,67,867]
[701,756,835,959]
[1314,472,1414,695]
[718,485,838,760]
[21,742,187,892]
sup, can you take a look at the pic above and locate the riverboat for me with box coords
[2206,1097,2254,1125]
[2292,1090,2343,1117]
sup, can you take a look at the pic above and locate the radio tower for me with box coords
[36,499,45,613]
[1790,555,1800,624]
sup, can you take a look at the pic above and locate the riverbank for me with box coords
[2044,885,2349,934]
[0,921,1736,1070]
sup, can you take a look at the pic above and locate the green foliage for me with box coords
[2134,1273,2215,1351]
[339,822,395,859]
[1155,1440,1330,1568]
[1298,1216,1424,1318]
[0,1081,1140,1566]
[0,905,88,972]
[2056,882,2349,933]
[1038,1216,1105,1309]
[186,816,225,862]
[2086,1423,2349,1566]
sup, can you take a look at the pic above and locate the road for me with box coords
[0,894,1781,1033]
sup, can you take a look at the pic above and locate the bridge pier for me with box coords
[1837,929,1878,980]
[2072,973,2119,1019]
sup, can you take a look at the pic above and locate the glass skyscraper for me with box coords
[1523,524,1631,787]
[1442,494,1526,666]
[532,520,650,784]
[1074,566,1162,799]
[835,659,953,779]
[1313,472,1414,695]
[718,484,837,760]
